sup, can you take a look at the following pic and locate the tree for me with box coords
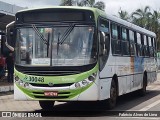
[149,10,160,50]
[94,1,105,11]
[60,0,105,10]
[117,6,160,51]
[78,0,105,11]
[78,0,95,7]
[118,9,130,21]
[60,0,74,6]
[149,10,160,32]
[131,6,152,28]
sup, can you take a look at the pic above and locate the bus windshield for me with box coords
[15,25,97,67]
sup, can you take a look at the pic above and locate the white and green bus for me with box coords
[6,6,157,109]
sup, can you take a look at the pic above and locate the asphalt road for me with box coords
[1,74,160,120]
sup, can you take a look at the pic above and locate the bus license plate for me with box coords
[44,91,58,96]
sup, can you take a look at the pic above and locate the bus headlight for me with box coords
[82,80,89,86]
[15,75,30,88]
[15,76,20,82]
[19,80,24,86]
[75,82,81,88]
[73,72,97,88]
[88,76,95,81]
[88,72,97,82]
[24,82,29,88]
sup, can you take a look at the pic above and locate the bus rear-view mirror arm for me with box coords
[5,40,14,52]
[99,31,107,56]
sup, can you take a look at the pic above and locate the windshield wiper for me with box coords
[32,25,48,45]
[59,24,74,45]
[56,24,75,56]
[32,25,51,57]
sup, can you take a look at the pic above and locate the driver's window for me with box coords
[99,18,110,71]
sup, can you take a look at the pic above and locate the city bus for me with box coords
[6,6,157,109]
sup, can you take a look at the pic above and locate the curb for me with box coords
[0,85,14,92]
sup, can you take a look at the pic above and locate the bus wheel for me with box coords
[107,80,117,109]
[39,101,55,110]
[139,74,147,96]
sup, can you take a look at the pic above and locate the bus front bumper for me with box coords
[14,82,99,101]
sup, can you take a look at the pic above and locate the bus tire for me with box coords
[138,74,147,96]
[39,101,55,110]
[107,79,117,109]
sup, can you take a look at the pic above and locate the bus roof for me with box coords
[16,6,156,37]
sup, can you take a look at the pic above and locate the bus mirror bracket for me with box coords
[99,31,107,56]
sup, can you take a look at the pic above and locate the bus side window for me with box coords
[111,23,121,55]
[136,33,142,56]
[129,30,136,56]
[121,27,130,56]
[153,38,156,57]
[141,34,145,57]
[148,37,154,57]
[144,35,149,57]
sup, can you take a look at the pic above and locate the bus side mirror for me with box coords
[4,21,15,55]
[7,22,15,47]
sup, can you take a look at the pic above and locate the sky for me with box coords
[0,0,159,15]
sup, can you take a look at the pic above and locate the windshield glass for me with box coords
[15,25,97,66]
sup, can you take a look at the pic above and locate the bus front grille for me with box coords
[34,96,69,99]
[30,83,73,87]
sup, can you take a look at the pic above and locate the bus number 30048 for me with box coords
[27,76,44,83]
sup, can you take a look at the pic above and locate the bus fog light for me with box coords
[15,76,20,82]
[88,76,95,81]
[82,80,88,85]
[19,80,23,86]
[75,82,81,88]
[92,73,97,77]
[24,82,29,87]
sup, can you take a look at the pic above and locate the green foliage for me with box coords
[60,0,105,10]
[118,10,130,21]
[60,0,74,6]
[118,6,160,50]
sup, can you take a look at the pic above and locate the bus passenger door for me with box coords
[98,18,111,99]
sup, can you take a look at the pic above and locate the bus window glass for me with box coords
[148,37,154,57]
[129,30,136,56]
[148,37,152,46]
[121,27,129,55]
[122,28,127,40]
[99,19,109,33]
[15,25,97,66]
[144,35,147,45]
[137,33,141,44]
[111,23,121,55]
[111,24,118,39]
[129,30,134,41]
[136,33,142,56]
[143,35,149,57]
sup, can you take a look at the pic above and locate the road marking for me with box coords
[139,99,160,111]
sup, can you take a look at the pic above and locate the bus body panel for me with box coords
[7,7,157,105]
[14,83,29,100]
[99,78,112,100]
